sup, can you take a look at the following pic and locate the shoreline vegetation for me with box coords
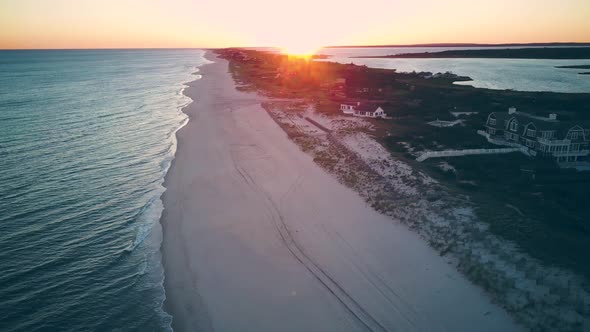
[216,48,590,331]
[351,47,590,59]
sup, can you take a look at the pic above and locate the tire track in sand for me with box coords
[229,144,389,332]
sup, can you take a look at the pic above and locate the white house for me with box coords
[340,102,387,118]
[340,102,358,115]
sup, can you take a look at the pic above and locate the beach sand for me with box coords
[161,53,523,332]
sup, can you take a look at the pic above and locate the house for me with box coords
[340,102,388,118]
[484,107,590,162]
[355,103,386,118]
[340,102,358,115]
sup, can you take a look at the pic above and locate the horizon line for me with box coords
[2,42,590,51]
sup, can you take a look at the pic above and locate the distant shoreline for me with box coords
[555,64,590,69]
[351,47,590,59]
[327,42,590,49]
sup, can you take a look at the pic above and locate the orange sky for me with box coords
[1,0,589,50]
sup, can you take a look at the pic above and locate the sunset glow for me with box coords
[1,0,589,49]
[281,44,322,57]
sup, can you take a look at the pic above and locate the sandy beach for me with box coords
[160,52,522,332]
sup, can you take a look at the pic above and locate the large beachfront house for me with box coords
[340,102,387,118]
[483,107,590,162]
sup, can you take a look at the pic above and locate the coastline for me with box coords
[159,52,217,330]
[222,48,590,330]
[160,51,521,331]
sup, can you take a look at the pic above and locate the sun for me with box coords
[280,43,322,58]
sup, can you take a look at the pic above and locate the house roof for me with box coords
[488,111,589,137]
[342,101,391,113]
[357,102,391,112]
[355,103,380,112]
[340,102,359,106]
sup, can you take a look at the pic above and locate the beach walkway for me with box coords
[416,147,526,162]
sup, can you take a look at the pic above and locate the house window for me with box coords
[489,118,496,126]
[572,144,580,151]
[570,131,579,140]
[510,121,517,131]
[488,128,496,135]
[542,131,553,139]
[526,140,535,148]
[527,129,536,137]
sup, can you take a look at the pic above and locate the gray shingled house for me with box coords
[484,107,590,162]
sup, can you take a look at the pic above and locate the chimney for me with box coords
[508,107,517,114]
[549,113,557,120]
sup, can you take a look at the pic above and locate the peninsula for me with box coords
[161,51,524,332]
[555,64,590,75]
[210,48,590,332]
[555,64,590,69]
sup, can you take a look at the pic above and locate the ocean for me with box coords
[0,49,208,331]
[318,47,590,93]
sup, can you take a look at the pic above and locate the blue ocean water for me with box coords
[0,49,207,331]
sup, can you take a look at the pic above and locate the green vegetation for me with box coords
[421,154,590,277]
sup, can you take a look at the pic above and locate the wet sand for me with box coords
[161,52,522,332]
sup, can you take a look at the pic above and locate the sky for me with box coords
[1,0,589,50]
